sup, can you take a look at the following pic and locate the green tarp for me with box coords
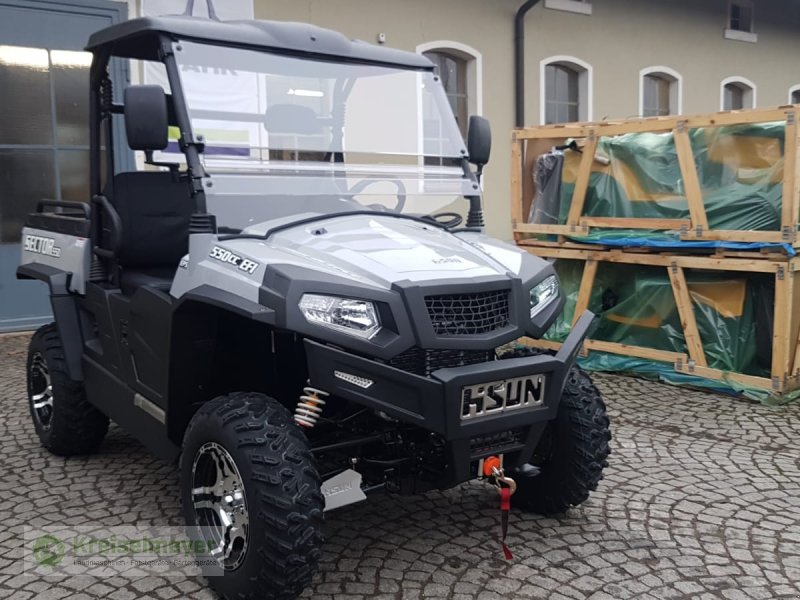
[530,123,786,242]
[541,259,790,404]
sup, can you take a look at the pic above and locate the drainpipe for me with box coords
[515,0,542,127]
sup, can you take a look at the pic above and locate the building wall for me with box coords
[524,0,800,122]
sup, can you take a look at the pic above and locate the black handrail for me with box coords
[91,195,122,255]
[36,200,90,218]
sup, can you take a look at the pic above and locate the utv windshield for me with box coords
[170,41,475,227]
[174,40,466,159]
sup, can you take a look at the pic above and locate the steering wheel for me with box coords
[424,212,463,229]
[348,177,407,213]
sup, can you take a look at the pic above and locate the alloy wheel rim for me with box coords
[191,442,249,570]
[29,352,53,431]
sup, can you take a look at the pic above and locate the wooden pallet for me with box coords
[518,244,800,395]
[511,105,800,247]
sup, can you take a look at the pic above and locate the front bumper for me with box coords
[305,310,595,442]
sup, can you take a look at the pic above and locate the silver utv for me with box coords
[19,14,610,600]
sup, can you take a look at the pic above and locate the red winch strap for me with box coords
[500,487,513,560]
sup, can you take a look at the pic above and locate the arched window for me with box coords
[789,85,800,105]
[639,67,682,117]
[540,56,592,124]
[546,64,578,123]
[418,42,482,139]
[721,77,756,110]
[643,74,672,116]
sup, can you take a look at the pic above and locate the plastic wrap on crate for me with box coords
[529,150,564,225]
[543,259,767,378]
[529,122,788,249]
[564,237,795,256]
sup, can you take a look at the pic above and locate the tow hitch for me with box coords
[481,456,517,560]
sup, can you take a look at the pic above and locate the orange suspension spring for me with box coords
[294,386,329,428]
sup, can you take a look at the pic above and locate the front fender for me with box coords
[175,284,276,325]
[16,264,83,380]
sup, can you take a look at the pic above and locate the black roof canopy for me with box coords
[86,15,434,70]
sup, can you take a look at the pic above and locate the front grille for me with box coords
[389,347,494,377]
[425,290,510,336]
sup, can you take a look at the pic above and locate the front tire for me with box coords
[500,348,611,515]
[26,323,109,455]
[180,392,324,600]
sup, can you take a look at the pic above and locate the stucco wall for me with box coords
[523,0,800,123]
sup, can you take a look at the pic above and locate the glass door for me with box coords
[0,0,128,332]
[0,46,92,330]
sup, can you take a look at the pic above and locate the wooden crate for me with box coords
[511,106,800,246]
[517,244,800,395]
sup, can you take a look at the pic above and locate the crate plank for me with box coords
[668,264,708,367]
[565,135,598,227]
[511,137,523,238]
[580,217,690,230]
[573,259,598,327]
[674,126,709,232]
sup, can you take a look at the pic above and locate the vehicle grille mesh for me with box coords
[389,347,494,377]
[425,290,510,335]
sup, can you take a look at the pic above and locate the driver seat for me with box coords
[105,171,193,295]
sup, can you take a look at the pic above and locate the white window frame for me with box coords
[416,40,483,117]
[544,0,592,15]
[720,76,757,110]
[539,55,593,125]
[789,85,800,105]
[638,66,683,116]
[725,0,757,43]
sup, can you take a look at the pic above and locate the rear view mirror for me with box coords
[467,115,491,167]
[124,85,169,151]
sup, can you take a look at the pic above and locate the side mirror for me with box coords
[124,85,169,151]
[467,115,491,167]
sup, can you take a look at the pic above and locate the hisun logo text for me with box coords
[322,481,353,497]
[24,235,61,258]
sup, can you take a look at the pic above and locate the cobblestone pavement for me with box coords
[1,332,799,600]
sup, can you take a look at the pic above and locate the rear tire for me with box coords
[500,347,611,515]
[180,392,324,600]
[26,323,109,456]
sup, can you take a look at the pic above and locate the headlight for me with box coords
[299,294,382,339]
[529,275,559,319]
